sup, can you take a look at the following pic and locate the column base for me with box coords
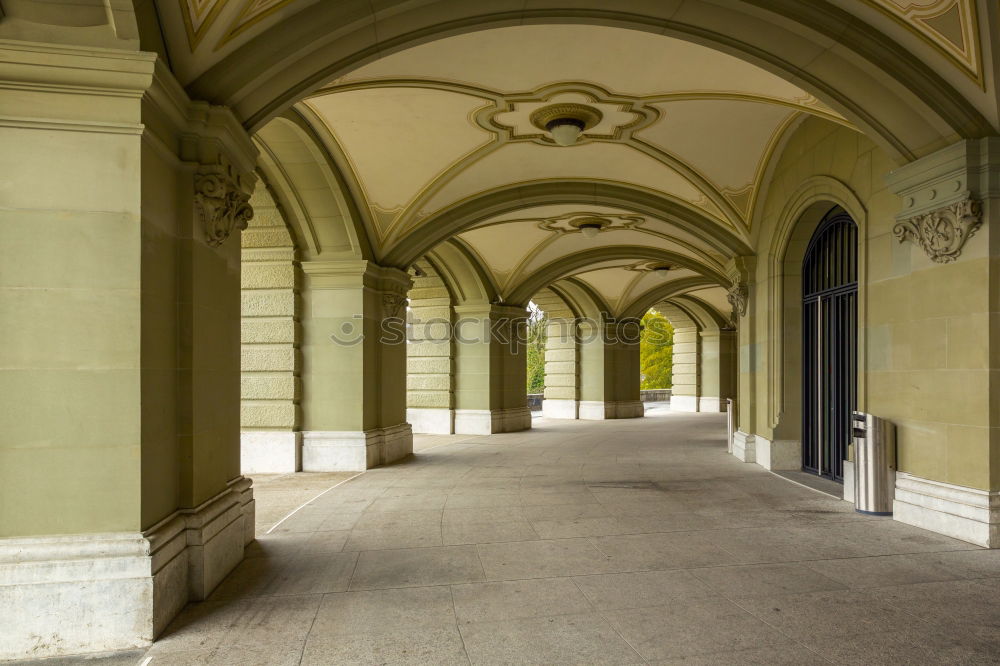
[302,424,413,471]
[240,431,301,473]
[406,408,455,434]
[698,397,725,412]
[578,400,644,420]
[732,430,756,463]
[671,395,699,412]
[755,438,800,471]
[0,478,253,660]
[454,407,532,434]
[893,473,1000,548]
[542,399,578,419]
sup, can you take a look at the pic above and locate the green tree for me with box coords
[640,310,674,389]
[525,303,547,393]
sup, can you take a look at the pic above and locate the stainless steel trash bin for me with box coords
[852,411,896,515]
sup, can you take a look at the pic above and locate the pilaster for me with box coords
[577,317,643,419]
[240,187,301,473]
[407,276,455,433]
[879,137,1000,546]
[452,303,532,434]
[542,317,580,419]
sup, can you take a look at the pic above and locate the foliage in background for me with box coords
[526,302,547,393]
[640,310,674,389]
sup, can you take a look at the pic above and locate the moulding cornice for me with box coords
[300,259,411,294]
[0,39,156,94]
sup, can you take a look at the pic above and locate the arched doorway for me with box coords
[801,206,858,482]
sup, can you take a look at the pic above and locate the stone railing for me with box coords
[640,389,672,402]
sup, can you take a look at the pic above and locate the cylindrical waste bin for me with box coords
[852,411,896,515]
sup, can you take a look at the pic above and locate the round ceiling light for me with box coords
[529,103,603,146]
[569,216,611,238]
[651,265,674,279]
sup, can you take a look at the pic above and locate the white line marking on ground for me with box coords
[265,471,365,535]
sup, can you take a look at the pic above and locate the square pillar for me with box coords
[0,49,255,659]
[698,330,736,412]
[453,304,532,434]
[579,317,643,419]
[300,260,413,470]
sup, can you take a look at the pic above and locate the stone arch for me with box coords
[766,177,868,447]
[619,277,722,320]
[755,180,867,472]
[506,247,728,307]
[183,1,993,163]
[254,113,375,261]
[382,181,753,268]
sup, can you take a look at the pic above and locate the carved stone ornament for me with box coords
[382,293,407,318]
[194,165,254,247]
[727,282,748,322]
[892,197,983,263]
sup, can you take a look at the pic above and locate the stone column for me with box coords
[0,48,254,658]
[578,317,644,419]
[240,187,301,472]
[542,317,580,418]
[299,260,413,470]
[407,269,455,433]
[453,304,532,434]
[698,330,736,412]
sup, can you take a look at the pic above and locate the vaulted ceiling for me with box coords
[272,24,853,316]
[207,4,992,319]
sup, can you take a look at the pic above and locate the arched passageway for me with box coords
[3,1,1000,660]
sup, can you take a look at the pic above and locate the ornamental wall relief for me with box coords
[194,164,254,247]
[892,196,982,263]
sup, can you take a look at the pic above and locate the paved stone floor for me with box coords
[21,411,1000,664]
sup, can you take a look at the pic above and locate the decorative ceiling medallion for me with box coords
[860,0,982,85]
[529,103,603,146]
[538,212,644,234]
[481,82,659,147]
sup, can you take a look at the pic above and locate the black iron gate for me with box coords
[802,206,857,482]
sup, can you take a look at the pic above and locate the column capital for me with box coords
[453,303,528,320]
[300,259,412,294]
